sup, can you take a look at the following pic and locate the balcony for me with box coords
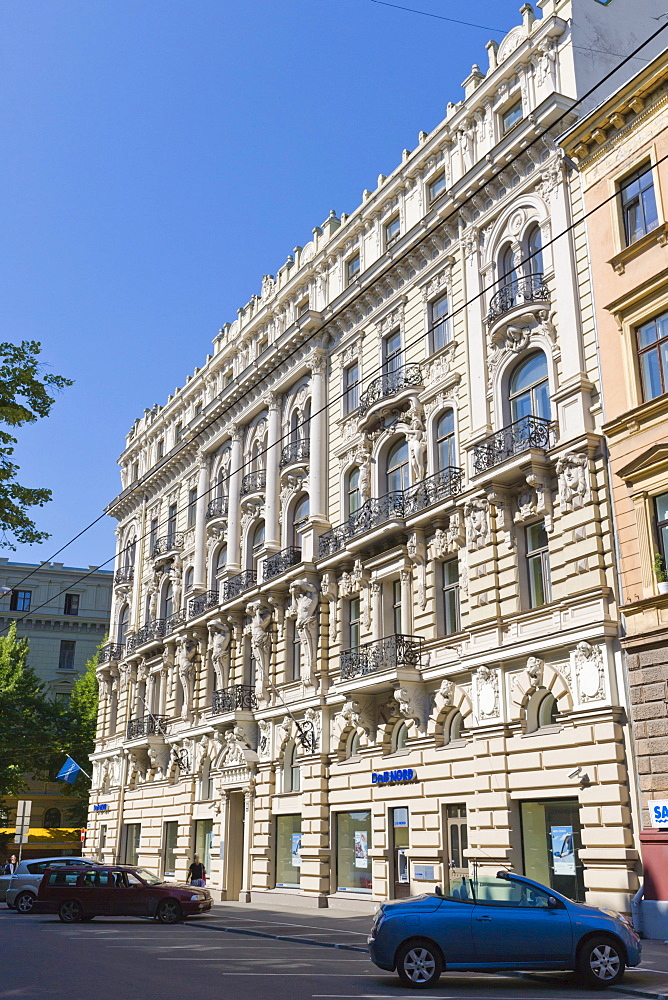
[126,715,169,741]
[211,684,257,715]
[486,273,550,325]
[126,618,167,652]
[240,470,266,496]
[359,364,423,417]
[98,642,125,664]
[152,532,184,558]
[206,497,229,519]
[279,440,310,468]
[263,546,301,582]
[318,466,464,558]
[223,570,257,601]
[472,416,555,475]
[188,590,219,617]
[165,609,187,634]
[114,567,134,585]
[340,634,423,681]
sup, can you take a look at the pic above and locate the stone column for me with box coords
[264,393,282,552]
[400,567,412,635]
[371,581,382,641]
[240,786,254,902]
[308,352,328,524]
[226,426,244,574]
[193,451,210,592]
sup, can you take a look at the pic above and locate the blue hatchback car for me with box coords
[368,871,641,990]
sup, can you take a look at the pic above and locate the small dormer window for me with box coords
[501,99,523,134]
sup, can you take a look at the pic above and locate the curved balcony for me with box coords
[358,364,423,417]
[165,609,187,634]
[152,533,184,558]
[114,567,134,585]
[240,470,266,496]
[340,634,423,681]
[212,684,257,715]
[126,715,169,741]
[486,273,549,325]
[223,570,257,601]
[472,415,555,475]
[98,642,125,664]
[279,440,310,468]
[126,618,167,652]
[188,590,219,617]
[263,546,301,582]
[206,496,229,519]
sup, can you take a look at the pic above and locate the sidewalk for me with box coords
[188,900,668,998]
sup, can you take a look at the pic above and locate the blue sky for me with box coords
[0,0,524,573]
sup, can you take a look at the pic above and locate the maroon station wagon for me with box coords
[34,865,212,924]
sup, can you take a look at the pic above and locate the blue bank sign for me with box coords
[93,804,109,812]
[371,768,417,785]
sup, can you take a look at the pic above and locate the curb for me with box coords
[186,919,368,953]
[610,989,668,1000]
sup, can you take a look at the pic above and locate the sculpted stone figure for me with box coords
[208,622,231,691]
[176,637,198,720]
[169,559,183,615]
[287,579,319,686]
[246,600,273,701]
[356,448,372,501]
[557,453,589,511]
[399,400,426,484]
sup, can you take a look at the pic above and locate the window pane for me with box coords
[534,380,551,420]
[528,554,546,607]
[429,173,446,200]
[655,493,668,524]
[510,353,548,394]
[276,814,302,888]
[336,811,372,893]
[527,522,548,553]
[641,348,663,400]
[637,319,658,348]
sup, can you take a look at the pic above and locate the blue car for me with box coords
[368,870,641,990]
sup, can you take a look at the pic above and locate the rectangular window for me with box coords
[297,297,309,316]
[175,423,183,443]
[131,462,139,482]
[430,293,451,353]
[521,798,584,902]
[187,488,198,528]
[291,622,301,682]
[10,590,31,612]
[258,336,269,355]
[123,823,141,865]
[383,329,402,375]
[275,814,302,888]
[526,522,551,608]
[621,164,659,246]
[195,402,203,416]
[150,517,158,553]
[428,172,446,202]
[99,824,107,851]
[655,493,668,564]
[64,593,80,616]
[58,640,76,670]
[392,579,402,635]
[343,362,360,414]
[194,818,213,875]
[637,310,668,401]
[163,821,178,878]
[167,503,178,543]
[157,439,164,460]
[336,810,372,893]
[346,253,360,285]
[348,597,361,649]
[502,99,523,134]
[385,215,401,247]
[442,559,460,635]
[225,369,234,386]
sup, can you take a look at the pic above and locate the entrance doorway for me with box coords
[391,807,410,899]
[223,791,245,901]
[444,804,468,891]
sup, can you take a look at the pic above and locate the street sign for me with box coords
[15,799,31,845]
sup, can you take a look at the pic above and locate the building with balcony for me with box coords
[559,48,668,937]
[87,0,666,911]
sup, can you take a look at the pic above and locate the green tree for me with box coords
[0,340,72,547]
[59,651,99,825]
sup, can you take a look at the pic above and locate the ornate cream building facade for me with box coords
[88,1,667,912]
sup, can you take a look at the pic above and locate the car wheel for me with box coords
[577,935,625,989]
[59,900,83,924]
[15,892,35,914]
[156,899,182,925]
[396,939,443,989]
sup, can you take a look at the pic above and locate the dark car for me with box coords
[34,864,212,924]
[368,871,641,990]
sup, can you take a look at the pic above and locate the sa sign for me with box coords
[649,800,668,827]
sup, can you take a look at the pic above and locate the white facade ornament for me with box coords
[320,573,338,644]
[557,453,589,511]
[219,726,256,767]
[356,446,372,501]
[176,636,198,720]
[526,656,544,689]
[286,579,319,687]
[465,499,489,550]
[208,622,231,691]
[338,560,364,598]
[476,665,500,720]
[438,678,454,706]
[258,719,271,759]
[574,641,606,703]
[407,532,427,610]
[398,398,426,483]
[246,600,273,702]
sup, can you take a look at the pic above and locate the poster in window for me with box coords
[354,830,368,868]
[551,825,575,875]
[291,833,302,867]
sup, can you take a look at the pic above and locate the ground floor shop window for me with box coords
[194,819,213,875]
[163,821,178,878]
[123,823,141,865]
[275,814,302,888]
[521,798,585,902]
[336,810,372,893]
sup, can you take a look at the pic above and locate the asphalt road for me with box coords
[0,907,663,1000]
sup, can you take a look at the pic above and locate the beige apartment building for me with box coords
[559,49,668,936]
[88,1,667,913]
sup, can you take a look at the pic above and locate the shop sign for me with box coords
[93,804,108,812]
[371,768,416,785]
[649,799,668,827]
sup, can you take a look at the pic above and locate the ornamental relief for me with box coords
[465,498,490,551]
[486,308,556,378]
[475,665,500,721]
[556,453,589,512]
[573,641,606,703]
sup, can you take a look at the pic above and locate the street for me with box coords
[2,905,668,1000]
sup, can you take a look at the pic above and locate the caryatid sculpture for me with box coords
[400,399,426,484]
[176,636,198,720]
[287,579,319,687]
[208,621,231,691]
[246,600,273,702]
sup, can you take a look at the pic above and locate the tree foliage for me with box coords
[0,340,72,547]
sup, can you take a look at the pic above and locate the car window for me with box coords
[111,871,129,887]
[47,871,79,887]
[444,877,476,903]
[474,875,553,908]
[133,868,163,885]
[82,870,114,887]
[27,861,52,874]
[127,872,143,886]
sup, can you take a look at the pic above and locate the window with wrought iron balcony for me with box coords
[486,228,549,326]
[339,634,423,682]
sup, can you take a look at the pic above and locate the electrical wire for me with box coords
[366,0,506,33]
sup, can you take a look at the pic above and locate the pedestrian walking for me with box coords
[3,854,18,875]
[186,854,206,887]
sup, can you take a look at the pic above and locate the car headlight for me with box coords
[190,894,202,901]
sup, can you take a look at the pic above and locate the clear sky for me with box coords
[1,0,525,574]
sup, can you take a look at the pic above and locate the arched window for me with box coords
[527,225,543,277]
[161,582,173,621]
[44,808,61,828]
[347,467,361,515]
[509,351,550,421]
[118,604,130,645]
[284,740,300,792]
[250,521,265,573]
[216,472,227,500]
[347,730,361,758]
[392,721,409,752]
[445,711,465,744]
[290,409,301,444]
[199,758,212,801]
[499,244,518,287]
[291,494,309,548]
[251,436,265,473]
[526,690,559,733]
[184,567,194,593]
[386,439,409,494]
[303,400,311,444]
[436,411,456,470]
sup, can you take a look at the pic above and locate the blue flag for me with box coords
[56,757,81,784]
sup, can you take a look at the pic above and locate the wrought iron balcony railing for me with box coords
[359,364,423,416]
[165,609,187,634]
[472,415,555,475]
[223,570,257,601]
[240,470,266,496]
[263,546,302,582]
[98,642,125,664]
[188,590,219,617]
[340,634,423,681]
[211,684,258,715]
[114,567,134,585]
[126,715,169,741]
[318,466,464,558]
[279,440,310,467]
[206,496,229,519]
[127,618,167,650]
[486,273,550,324]
[152,532,184,558]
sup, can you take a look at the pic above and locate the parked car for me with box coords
[34,864,212,923]
[6,857,102,913]
[0,873,12,903]
[368,870,641,990]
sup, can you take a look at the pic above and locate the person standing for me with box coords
[4,854,18,875]
[186,854,206,887]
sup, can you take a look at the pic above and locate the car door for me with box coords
[471,877,572,965]
[428,888,477,963]
[112,870,151,917]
